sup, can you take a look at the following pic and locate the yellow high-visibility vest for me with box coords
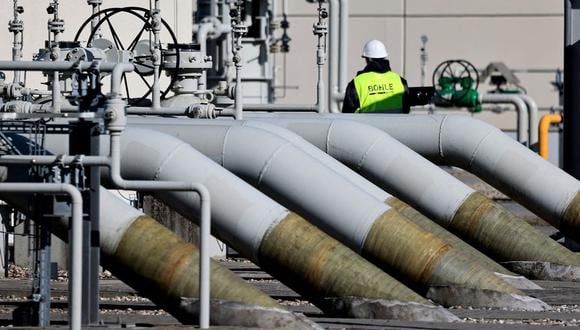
[354,71,405,113]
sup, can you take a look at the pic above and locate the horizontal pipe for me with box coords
[228,104,319,112]
[0,60,124,72]
[539,113,562,160]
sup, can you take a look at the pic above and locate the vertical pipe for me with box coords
[481,94,528,145]
[151,0,162,109]
[314,1,328,113]
[539,113,563,160]
[519,94,539,147]
[9,0,24,84]
[199,187,211,329]
[338,0,349,94]
[0,184,82,330]
[328,0,339,113]
[564,0,580,179]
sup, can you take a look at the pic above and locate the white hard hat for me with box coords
[362,40,388,59]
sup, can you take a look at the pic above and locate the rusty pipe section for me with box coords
[130,120,526,298]
[385,197,512,275]
[99,189,281,316]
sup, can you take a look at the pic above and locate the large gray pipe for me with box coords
[130,119,534,303]
[41,128,425,308]
[110,128,432,306]
[240,116,580,266]
[134,117,516,277]
[244,113,580,244]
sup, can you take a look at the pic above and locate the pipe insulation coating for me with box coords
[129,120,526,297]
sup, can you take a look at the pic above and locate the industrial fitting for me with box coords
[313,1,328,113]
[104,94,127,133]
[1,100,33,114]
[230,0,247,120]
[313,2,328,66]
[187,103,217,119]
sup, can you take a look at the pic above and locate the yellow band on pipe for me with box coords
[538,114,562,160]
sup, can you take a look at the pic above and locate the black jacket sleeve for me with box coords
[342,80,360,113]
[401,77,411,114]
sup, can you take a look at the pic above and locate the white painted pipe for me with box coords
[244,117,473,225]
[518,94,539,147]
[338,0,349,94]
[328,0,340,113]
[93,129,288,261]
[481,94,528,145]
[130,121,387,251]
[0,183,82,330]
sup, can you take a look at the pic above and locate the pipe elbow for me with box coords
[538,114,562,160]
[438,115,502,167]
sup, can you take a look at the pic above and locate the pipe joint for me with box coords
[104,95,127,133]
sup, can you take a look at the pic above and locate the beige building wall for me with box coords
[276,0,563,130]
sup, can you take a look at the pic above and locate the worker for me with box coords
[342,40,410,113]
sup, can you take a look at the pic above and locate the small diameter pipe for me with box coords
[9,135,213,327]
[539,113,562,160]
[481,94,528,145]
[0,178,281,324]
[338,0,349,94]
[519,94,539,147]
[151,0,162,109]
[0,183,82,329]
[107,134,212,328]
[9,0,24,84]
[328,0,339,113]
[313,1,328,113]
[230,104,318,112]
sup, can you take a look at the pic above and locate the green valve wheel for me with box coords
[433,59,481,112]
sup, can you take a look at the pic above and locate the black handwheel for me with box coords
[74,7,180,106]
